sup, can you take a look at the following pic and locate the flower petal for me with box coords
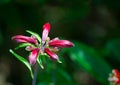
[109,69,120,84]
[113,69,120,78]
[12,35,37,44]
[29,48,39,65]
[49,40,74,48]
[44,48,59,60]
[42,23,51,44]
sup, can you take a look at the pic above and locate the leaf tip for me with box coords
[41,65,44,69]
[26,30,30,33]
[9,49,13,53]
[58,60,62,63]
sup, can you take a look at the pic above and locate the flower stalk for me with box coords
[32,63,39,85]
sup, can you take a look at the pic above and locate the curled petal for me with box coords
[12,35,37,44]
[49,40,74,48]
[42,23,51,44]
[44,48,59,60]
[29,48,39,65]
[25,46,34,51]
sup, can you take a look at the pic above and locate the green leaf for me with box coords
[9,49,33,78]
[68,42,111,85]
[15,43,32,50]
[26,30,41,43]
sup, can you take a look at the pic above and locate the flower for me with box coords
[12,22,74,65]
[108,69,120,85]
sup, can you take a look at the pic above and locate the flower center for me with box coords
[39,37,50,55]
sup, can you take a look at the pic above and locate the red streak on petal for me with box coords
[44,48,59,60]
[49,40,74,48]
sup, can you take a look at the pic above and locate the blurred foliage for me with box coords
[0,0,120,85]
[68,42,111,85]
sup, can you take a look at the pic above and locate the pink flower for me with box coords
[11,22,74,65]
[12,35,37,44]
[108,69,120,85]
